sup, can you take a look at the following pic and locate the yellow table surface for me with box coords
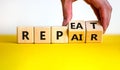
[0,34,120,70]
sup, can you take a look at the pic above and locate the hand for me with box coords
[61,0,112,33]
[84,0,112,32]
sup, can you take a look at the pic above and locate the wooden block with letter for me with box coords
[17,26,34,44]
[69,20,85,43]
[35,27,51,44]
[52,26,68,43]
[86,21,103,43]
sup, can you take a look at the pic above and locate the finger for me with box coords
[99,8,111,33]
[99,1,112,33]
[90,5,101,21]
[61,0,73,26]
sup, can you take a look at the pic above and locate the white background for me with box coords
[0,0,119,34]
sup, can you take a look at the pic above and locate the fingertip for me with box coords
[62,22,68,26]
[103,28,106,34]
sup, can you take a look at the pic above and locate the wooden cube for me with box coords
[52,26,68,43]
[35,27,51,44]
[17,26,34,44]
[69,20,85,43]
[86,21,103,43]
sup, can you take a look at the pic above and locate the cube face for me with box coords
[34,27,51,44]
[17,26,34,44]
[86,21,103,43]
[69,20,85,43]
[52,26,68,43]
